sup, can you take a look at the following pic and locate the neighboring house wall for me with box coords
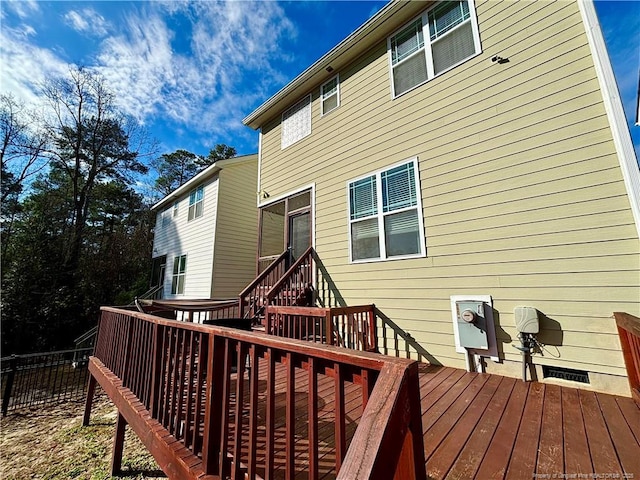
[255,0,640,394]
[211,158,259,298]
[152,154,259,300]
[153,176,219,299]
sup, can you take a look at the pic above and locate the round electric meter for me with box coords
[461,309,477,323]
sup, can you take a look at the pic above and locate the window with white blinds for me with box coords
[282,95,312,149]
[321,75,340,115]
[348,158,425,262]
[389,0,480,97]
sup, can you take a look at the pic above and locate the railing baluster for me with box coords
[285,352,295,480]
[218,338,232,478]
[247,345,259,479]
[174,329,188,440]
[183,332,196,449]
[193,332,207,457]
[334,362,346,472]
[308,357,319,480]
[203,333,218,474]
[265,347,275,480]
[231,342,247,480]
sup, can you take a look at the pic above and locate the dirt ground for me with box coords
[0,392,165,479]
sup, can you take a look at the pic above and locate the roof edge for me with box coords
[151,153,257,211]
[242,0,401,129]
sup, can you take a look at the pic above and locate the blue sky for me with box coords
[1,0,639,162]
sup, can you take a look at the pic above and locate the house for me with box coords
[150,153,258,300]
[243,0,640,396]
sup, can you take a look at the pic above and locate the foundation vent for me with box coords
[542,366,590,384]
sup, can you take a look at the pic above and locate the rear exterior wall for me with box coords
[257,0,640,394]
[211,158,259,298]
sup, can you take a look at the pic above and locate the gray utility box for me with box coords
[455,300,488,349]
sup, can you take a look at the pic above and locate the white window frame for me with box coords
[171,254,187,295]
[281,95,312,149]
[161,208,170,228]
[172,200,179,217]
[320,74,340,116]
[188,185,204,221]
[347,157,426,263]
[388,0,481,99]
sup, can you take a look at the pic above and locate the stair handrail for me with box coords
[128,284,164,306]
[265,246,315,305]
[239,249,290,318]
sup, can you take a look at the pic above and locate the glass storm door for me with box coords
[289,211,311,262]
[257,190,312,272]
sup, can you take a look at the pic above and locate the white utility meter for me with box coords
[455,300,488,349]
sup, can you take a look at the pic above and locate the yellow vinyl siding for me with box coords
[256,0,640,388]
[211,156,259,298]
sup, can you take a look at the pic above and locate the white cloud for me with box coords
[93,1,297,145]
[0,26,71,107]
[3,0,39,19]
[1,1,298,151]
[63,8,110,38]
[95,11,175,121]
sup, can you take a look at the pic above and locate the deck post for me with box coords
[1,355,17,417]
[82,374,97,426]
[326,310,334,346]
[110,412,127,476]
[401,362,427,480]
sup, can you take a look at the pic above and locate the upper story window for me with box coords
[348,158,425,262]
[321,75,340,115]
[188,185,204,221]
[389,0,481,97]
[173,201,179,217]
[282,95,311,149]
[161,209,170,227]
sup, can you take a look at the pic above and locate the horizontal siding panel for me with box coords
[427,198,632,236]
[333,285,637,304]
[367,310,622,335]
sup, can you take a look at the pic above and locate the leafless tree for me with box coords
[0,93,50,203]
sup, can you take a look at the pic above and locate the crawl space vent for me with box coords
[542,366,590,384]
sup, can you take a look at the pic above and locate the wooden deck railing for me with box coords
[85,307,425,480]
[240,249,290,319]
[265,304,377,352]
[614,312,640,404]
[139,299,241,323]
[266,247,314,307]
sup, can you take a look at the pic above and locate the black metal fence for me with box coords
[1,347,93,416]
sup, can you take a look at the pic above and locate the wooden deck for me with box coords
[418,364,640,480]
[88,306,640,480]
[97,359,640,480]
[238,362,640,479]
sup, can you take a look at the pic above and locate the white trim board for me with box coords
[578,0,640,241]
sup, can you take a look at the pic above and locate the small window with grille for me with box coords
[321,75,340,115]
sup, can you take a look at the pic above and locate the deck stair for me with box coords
[239,247,315,324]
